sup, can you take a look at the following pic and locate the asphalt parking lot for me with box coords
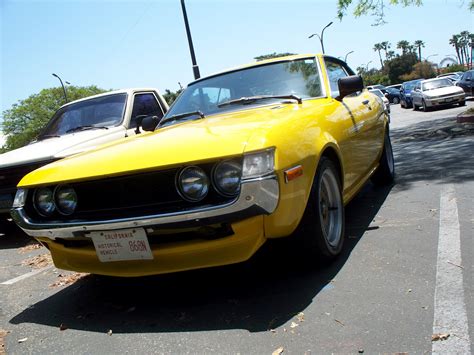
[1,100,473,354]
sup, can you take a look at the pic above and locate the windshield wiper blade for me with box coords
[66,125,108,133]
[38,134,60,140]
[217,94,302,108]
[160,111,205,126]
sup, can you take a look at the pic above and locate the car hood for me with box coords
[0,127,127,169]
[19,103,313,187]
[424,86,464,97]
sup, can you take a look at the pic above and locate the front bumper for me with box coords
[12,176,279,239]
[425,94,465,107]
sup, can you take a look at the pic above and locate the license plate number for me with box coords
[89,228,153,262]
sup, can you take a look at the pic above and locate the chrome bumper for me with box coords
[11,176,279,239]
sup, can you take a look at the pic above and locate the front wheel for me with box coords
[295,157,344,263]
[372,129,395,186]
[459,100,466,106]
[393,97,400,104]
[422,99,429,112]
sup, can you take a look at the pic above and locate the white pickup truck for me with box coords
[0,88,169,220]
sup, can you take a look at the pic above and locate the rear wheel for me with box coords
[371,129,395,186]
[392,97,400,104]
[459,100,466,106]
[295,157,344,263]
[413,101,418,111]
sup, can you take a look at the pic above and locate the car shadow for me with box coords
[0,218,34,249]
[390,116,474,190]
[9,183,391,334]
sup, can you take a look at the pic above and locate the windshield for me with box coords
[39,93,127,138]
[165,58,323,120]
[422,78,452,91]
[370,90,384,98]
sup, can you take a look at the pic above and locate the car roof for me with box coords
[58,88,159,109]
[403,79,424,84]
[421,77,451,83]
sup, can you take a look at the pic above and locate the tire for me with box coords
[294,157,344,263]
[401,100,406,108]
[413,101,418,111]
[393,97,400,104]
[372,129,395,186]
[459,100,466,106]
[422,99,429,112]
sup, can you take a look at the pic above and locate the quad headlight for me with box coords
[55,185,78,215]
[177,166,209,202]
[213,160,242,197]
[242,149,275,179]
[33,187,56,216]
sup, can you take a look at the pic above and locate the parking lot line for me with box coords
[0,266,52,285]
[432,185,471,354]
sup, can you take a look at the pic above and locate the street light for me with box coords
[365,60,373,71]
[52,73,68,103]
[180,0,200,80]
[344,50,354,62]
[424,54,438,62]
[308,21,333,54]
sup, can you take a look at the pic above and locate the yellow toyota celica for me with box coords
[11,54,394,277]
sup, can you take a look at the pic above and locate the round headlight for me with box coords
[34,187,56,216]
[213,160,242,197]
[177,166,209,202]
[55,185,78,215]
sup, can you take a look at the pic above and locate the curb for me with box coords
[457,112,474,124]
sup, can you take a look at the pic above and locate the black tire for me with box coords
[413,101,418,111]
[393,97,400,104]
[401,100,406,108]
[459,100,466,106]
[422,99,429,112]
[372,129,395,186]
[294,157,344,263]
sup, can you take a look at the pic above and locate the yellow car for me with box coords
[11,54,394,277]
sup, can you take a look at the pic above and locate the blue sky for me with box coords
[1,0,472,118]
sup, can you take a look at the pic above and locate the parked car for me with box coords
[367,84,388,94]
[456,70,474,97]
[0,89,169,223]
[400,79,424,108]
[12,54,394,277]
[412,78,465,111]
[385,87,401,104]
[387,84,402,91]
[369,89,391,113]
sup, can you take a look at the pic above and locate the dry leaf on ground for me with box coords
[21,254,52,269]
[0,329,8,355]
[18,242,43,254]
[50,273,88,288]
[432,333,450,341]
[59,324,68,331]
[107,330,113,336]
[17,337,28,343]
[296,312,305,322]
[272,346,284,355]
[290,322,299,329]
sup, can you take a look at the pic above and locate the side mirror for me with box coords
[466,77,471,82]
[141,115,160,132]
[336,75,364,101]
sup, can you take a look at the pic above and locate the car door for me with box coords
[460,71,473,96]
[324,58,384,191]
[127,92,167,136]
[411,82,421,106]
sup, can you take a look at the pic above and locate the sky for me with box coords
[1,0,472,120]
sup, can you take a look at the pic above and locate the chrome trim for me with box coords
[12,176,279,239]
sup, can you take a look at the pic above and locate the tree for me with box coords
[254,52,295,61]
[449,31,473,67]
[1,86,106,152]
[449,34,462,64]
[380,41,391,59]
[373,43,384,68]
[414,40,425,61]
[384,52,418,83]
[400,61,436,81]
[337,0,472,24]
[396,40,410,55]
[163,89,183,105]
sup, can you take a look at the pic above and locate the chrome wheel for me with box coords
[318,168,343,248]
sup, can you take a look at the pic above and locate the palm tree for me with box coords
[373,43,384,67]
[380,41,391,60]
[397,40,410,55]
[414,40,425,61]
[449,35,462,64]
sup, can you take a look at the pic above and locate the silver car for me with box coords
[412,78,466,111]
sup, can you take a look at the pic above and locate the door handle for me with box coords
[362,99,372,110]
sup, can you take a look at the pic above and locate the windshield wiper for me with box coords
[66,125,109,133]
[160,111,205,126]
[217,94,303,108]
[38,134,60,140]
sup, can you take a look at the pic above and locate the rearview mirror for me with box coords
[141,115,160,132]
[336,75,364,101]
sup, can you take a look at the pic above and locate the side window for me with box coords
[466,72,472,80]
[324,60,349,97]
[129,93,164,129]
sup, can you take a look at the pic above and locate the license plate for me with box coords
[89,228,153,262]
